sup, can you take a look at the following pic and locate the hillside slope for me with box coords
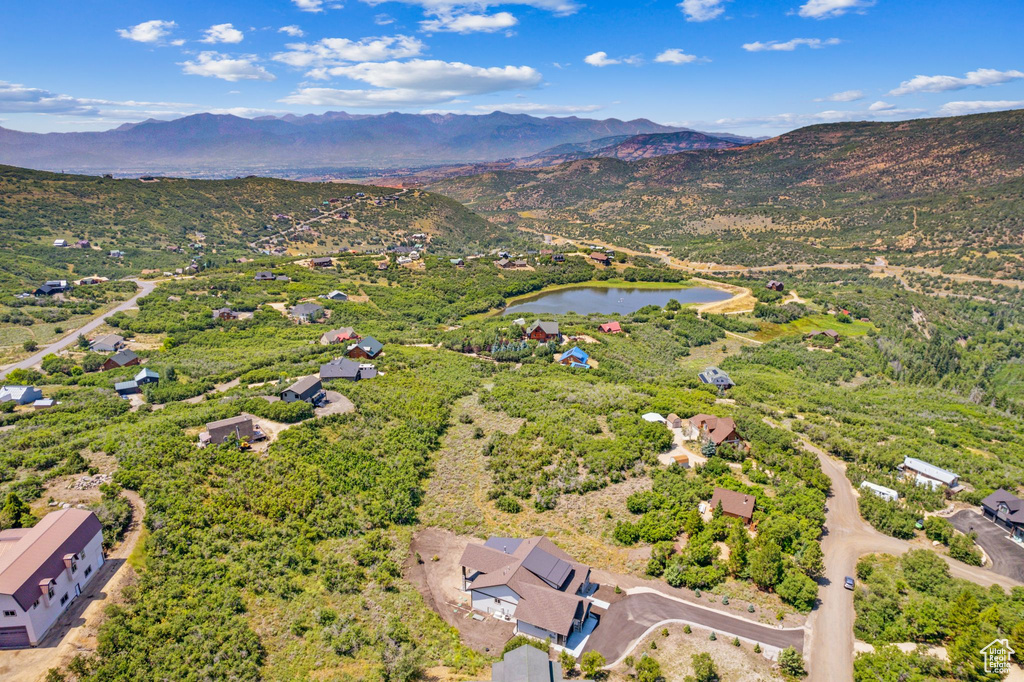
[432,110,1024,278]
[512,130,742,167]
[0,165,503,290]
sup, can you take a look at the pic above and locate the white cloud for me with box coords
[116,20,178,44]
[655,49,702,65]
[281,58,541,107]
[421,12,518,33]
[743,38,840,52]
[293,0,326,12]
[584,51,642,67]
[712,105,926,130]
[0,80,189,119]
[359,0,581,16]
[797,0,874,19]
[868,100,893,111]
[200,23,244,44]
[208,106,291,118]
[678,0,728,22]
[473,102,602,114]
[815,89,864,102]
[889,68,1024,96]
[375,13,396,24]
[170,39,186,46]
[274,35,425,69]
[278,25,305,37]
[937,100,1024,116]
[180,52,276,82]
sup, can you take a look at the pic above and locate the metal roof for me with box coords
[903,456,958,485]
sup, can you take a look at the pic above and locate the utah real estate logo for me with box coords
[981,638,1015,674]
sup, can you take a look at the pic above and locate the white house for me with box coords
[0,509,105,648]
[321,291,348,301]
[460,536,593,647]
[860,481,899,503]
[0,386,43,406]
[901,456,960,491]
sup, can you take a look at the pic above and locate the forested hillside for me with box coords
[431,109,1024,279]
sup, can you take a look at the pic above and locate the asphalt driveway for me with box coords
[949,510,1024,583]
[583,591,804,664]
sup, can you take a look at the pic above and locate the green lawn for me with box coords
[755,314,875,342]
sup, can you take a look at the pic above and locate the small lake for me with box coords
[501,285,731,317]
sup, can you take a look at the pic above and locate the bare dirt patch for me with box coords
[314,390,355,417]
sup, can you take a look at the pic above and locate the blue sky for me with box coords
[1,0,1022,135]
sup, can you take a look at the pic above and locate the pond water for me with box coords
[501,285,731,317]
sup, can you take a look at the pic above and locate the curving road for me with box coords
[796,432,1021,682]
[0,279,156,381]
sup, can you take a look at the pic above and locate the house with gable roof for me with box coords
[459,536,594,646]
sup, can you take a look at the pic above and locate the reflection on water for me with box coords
[502,285,730,316]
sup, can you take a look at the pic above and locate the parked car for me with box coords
[844,576,855,590]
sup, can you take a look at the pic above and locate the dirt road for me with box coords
[0,492,146,682]
[796,434,1020,682]
[0,280,157,380]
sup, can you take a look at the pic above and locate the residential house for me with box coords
[320,327,360,345]
[319,358,374,381]
[526,320,560,343]
[450,258,465,267]
[376,261,389,270]
[597,321,622,334]
[0,509,105,648]
[101,349,139,371]
[980,489,1024,543]
[559,347,590,369]
[200,415,261,447]
[281,376,322,404]
[687,414,742,447]
[860,481,899,503]
[698,366,734,390]
[275,275,291,282]
[114,380,139,397]
[552,254,565,263]
[321,290,348,302]
[34,280,69,296]
[212,307,239,321]
[709,488,756,524]
[254,271,276,281]
[53,239,68,248]
[806,329,840,342]
[108,250,125,258]
[766,280,784,292]
[75,240,91,249]
[460,536,593,647]
[487,644,578,682]
[666,413,683,429]
[495,259,515,269]
[345,336,383,360]
[134,368,159,385]
[309,257,333,268]
[0,386,43,405]
[32,399,56,410]
[590,252,610,265]
[289,303,324,323]
[900,456,961,492]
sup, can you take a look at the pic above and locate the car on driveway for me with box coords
[844,576,855,590]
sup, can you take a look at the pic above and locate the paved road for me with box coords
[0,279,156,380]
[584,591,804,664]
[949,510,1024,583]
[793,431,1021,682]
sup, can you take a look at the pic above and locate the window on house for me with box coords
[59,593,69,606]
[71,560,78,573]
[84,565,92,578]
[2,610,16,617]
[47,585,55,599]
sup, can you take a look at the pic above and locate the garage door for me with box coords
[0,626,30,649]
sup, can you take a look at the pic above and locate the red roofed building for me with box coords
[598,321,622,334]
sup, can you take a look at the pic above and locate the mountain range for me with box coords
[0,111,696,175]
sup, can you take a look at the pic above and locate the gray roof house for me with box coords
[459,536,593,647]
[698,366,734,389]
[281,376,323,404]
[487,644,576,682]
[981,489,1024,542]
[319,358,366,381]
[901,456,960,491]
[134,368,159,385]
[0,386,43,405]
[526,320,560,341]
[201,415,256,446]
[345,336,384,359]
[254,271,276,281]
[89,334,125,353]
[321,290,348,301]
[289,303,324,323]
[114,380,139,396]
